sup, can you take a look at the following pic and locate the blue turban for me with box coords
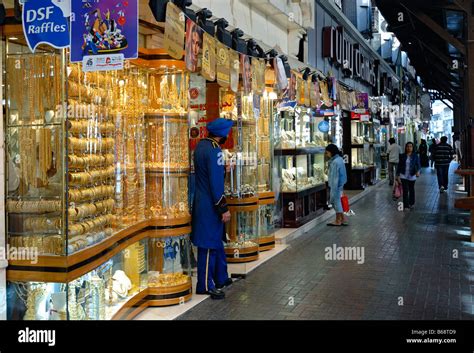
[207,118,233,138]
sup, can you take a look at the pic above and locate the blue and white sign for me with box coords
[318,120,330,133]
[22,0,70,52]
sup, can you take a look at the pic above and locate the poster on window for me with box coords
[70,0,138,63]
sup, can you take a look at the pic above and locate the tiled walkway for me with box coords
[178,165,474,320]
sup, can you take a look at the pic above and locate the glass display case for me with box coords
[4,40,193,318]
[275,106,321,150]
[275,104,329,228]
[343,111,373,189]
[220,90,260,263]
[147,233,193,305]
[7,240,148,321]
[145,68,190,225]
[257,93,277,251]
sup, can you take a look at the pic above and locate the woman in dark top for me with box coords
[396,142,421,210]
[418,139,429,167]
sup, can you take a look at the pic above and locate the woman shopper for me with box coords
[326,144,348,226]
[396,142,421,210]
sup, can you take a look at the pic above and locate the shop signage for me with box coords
[353,92,369,113]
[216,41,230,88]
[82,54,124,72]
[22,0,70,52]
[350,111,370,120]
[164,2,185,60]
[318,120,330,133]
[70,0,138,63]
[322,26,376,87]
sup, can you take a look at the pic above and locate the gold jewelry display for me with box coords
[148,273,189,288]
[7,200,62,213]
[18,128,37,193]
[24,216,61,232]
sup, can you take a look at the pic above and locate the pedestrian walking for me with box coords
[387,138,401,186]
[396,142,421,210]
[428,138,437,169]
[433,136,454,193]
[326,144,348,226]
[418,139,429,167]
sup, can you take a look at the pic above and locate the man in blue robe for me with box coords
[192,118,234,299]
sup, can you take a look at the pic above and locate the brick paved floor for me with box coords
[178,165,474,320]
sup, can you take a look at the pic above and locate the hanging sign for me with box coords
[201,32,216,81]
[240,54,252,95]
[82,54,124,72]
[253,93,261,118]
[318,120,330,133]
[310,78,321,108]
[274,57,288,92]
[216,41,230,88]
[22,0,70,52]
[70,0,138,63]
[257,59,266,93]
[185,19,203,72]
[353,92,369,113]
[164,2,185,60]
[229,50,240,93]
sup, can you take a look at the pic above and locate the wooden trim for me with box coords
[258,197,276,205]
[227,196,259,205]
[111,289,149,320]
[259,243,275,252]
[147,293,192,307]
[226,254,259,263]
[225,245,259,263]
[146,226,191,238]
[258,235,275,244]
[228,204,259,212]
[6,270,68,283]
[148,215,191,228]
[454,197,474,209]
[2,24,24,37]
[258,191,275,199]
[132,58,186,70]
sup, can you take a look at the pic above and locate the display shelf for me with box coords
[274,146,326,156]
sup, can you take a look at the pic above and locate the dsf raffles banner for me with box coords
[70,0,138,63]
[22,0,70,52]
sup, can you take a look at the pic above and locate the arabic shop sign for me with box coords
[322,26,376,88]
[22,0,70,52]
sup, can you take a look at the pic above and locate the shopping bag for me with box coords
[393,182,402,199]
[341,194,350,213]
